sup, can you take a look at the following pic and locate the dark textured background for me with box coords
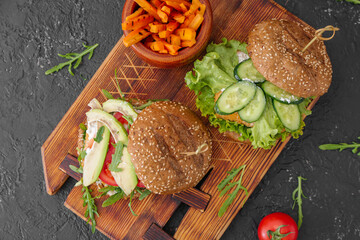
[1,0,359,239]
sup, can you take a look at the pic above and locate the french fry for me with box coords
[134,0,161,21]
[122,14,154,31]
[125,8,145,21]
[181,39,196,47]
[175,28,196,41]
[165,1,183,11]
[149,22,166,33]
[150,0,162,8]
[152,33,163,41]
[166,21,180,32]
[123,27,151,47]
[179,3,188,12]
[157,8,168,23]
[159,49,169,54]
[188,13,203,30]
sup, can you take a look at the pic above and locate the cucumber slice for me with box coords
[215,81,257,115]
[234,59,265,83]
[262,81,304,104]
[239,87,266,123]
[272,99,301,131]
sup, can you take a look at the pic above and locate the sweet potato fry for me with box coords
[134,0,161,21]
[164,42,181,55]
[161,5,171,15]
[160,0,191,7]
[159,30,171,38]
[166,21,180,32]
[181,39,196,47]
[149,22,166,33]
[149,41,165,51]
[122,14,154,31]
[123,27,151,47]
[175,28,196,41]
[150,0,162,8]
[165,1,183,11]
[197,3,206,15]
[171,11,185,23]
[188,13,203,30]
[168,34,181,46]
[157,8,168,23]
[125,8,145,21]
[179,3,188,12]
[180,14,195,28]
[184,0,201,17]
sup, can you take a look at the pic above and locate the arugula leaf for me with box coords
[45,43,98,76]
[338,0,360,4]
[133,99,169,110]
[102,89,114,99]
[69,164,83,174]
[81,185,99,233]
[77,150,87,165]
[102,191,125,207]
[129,190,138,216]
[292,176,307,229]
[135,187,152,201]
[94,126,105,143]
[218,165,248,217]
[319,137,360,155]
[79,123,87,131]
[108,142,124,172]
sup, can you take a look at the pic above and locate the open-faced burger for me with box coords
[185,19,333,149]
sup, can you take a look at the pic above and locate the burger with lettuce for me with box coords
[185,19,333,149]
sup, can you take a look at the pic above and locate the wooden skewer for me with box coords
[302,25,339,52]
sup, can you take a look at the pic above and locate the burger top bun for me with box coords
[127,101,212,194]
[247,19,332,98]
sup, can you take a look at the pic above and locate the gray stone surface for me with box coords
[0,0,359,239]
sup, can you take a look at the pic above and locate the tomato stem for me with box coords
[267,225,294,240]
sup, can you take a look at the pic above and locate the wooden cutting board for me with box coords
[41,0,319,239]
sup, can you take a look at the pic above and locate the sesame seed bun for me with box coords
[247,19,332,98]
[128,101,212,194]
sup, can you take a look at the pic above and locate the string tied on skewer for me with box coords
[302,25,339,52]
[181,143,209,156]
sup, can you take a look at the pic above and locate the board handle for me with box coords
[143,223,174,240]
[59,154,211,211]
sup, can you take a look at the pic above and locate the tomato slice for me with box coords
[98,136,118,186]
[98,112,141,187]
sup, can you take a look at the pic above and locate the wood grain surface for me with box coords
[41,0,319,239]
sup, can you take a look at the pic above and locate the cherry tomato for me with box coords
[258,212,298,240]
[137,180,146,188]
[113,112,129,131]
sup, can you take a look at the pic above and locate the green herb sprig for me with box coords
[319,137,360,155]
[136,187,152,201]
[94,126,105,143]
[129,190,137,216]
[45,43,98,76]
[102,89,114,99]
[108,142,124,172]
[337,0,360,4]
[292,176,307,229]
[217,165,248,217]
[102,190,125,207]
[133,99,169,110]
[82,185,99,233]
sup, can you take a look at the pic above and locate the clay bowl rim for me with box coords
[121,0,213,68]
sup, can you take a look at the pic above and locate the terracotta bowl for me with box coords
[122,0,213,68]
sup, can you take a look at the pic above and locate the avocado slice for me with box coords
[111,147,138,195]
[102,99,138,121]
[86,109,128,145]
[83,125,110,187]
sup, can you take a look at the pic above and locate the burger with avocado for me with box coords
[76,97,212,211]
[185,19,333,149]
